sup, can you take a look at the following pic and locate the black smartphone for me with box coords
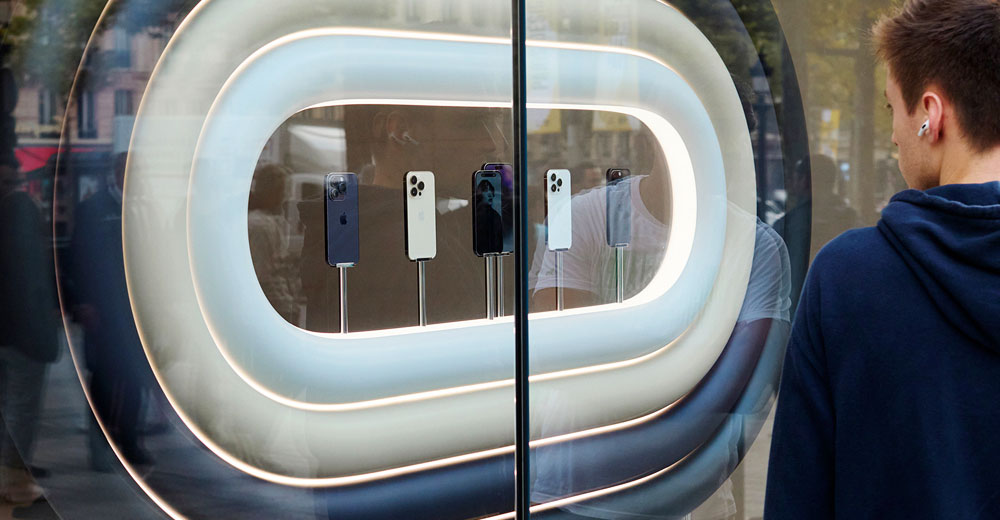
[482,162,514,254]
[605,168,632,247]
[324,172,359,267]
[472,169,504,256]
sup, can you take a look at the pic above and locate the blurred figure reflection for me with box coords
[527,77,792,516]
[529,170,668,309]
[0,160,58,504]
[69,153,150,468]
[777,155,863,261]
[774,155,862,309]
[530,195,791,518]
[248,164,299,324]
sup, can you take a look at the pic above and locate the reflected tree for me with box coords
[2,0,198,98]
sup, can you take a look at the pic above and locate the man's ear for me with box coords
[921,90,945,143]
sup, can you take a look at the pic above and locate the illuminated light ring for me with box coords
[187,32,720,404]
[320,269,777,519]
[125,7,754,482]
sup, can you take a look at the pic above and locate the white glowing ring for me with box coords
[124,2,754,483]
[189,33,716,404]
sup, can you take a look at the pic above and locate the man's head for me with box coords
[873,0,1000,189]
[250,163,290,213]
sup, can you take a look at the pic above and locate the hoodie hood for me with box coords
[878,181,1000,349]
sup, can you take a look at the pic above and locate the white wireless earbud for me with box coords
[389,131,420,146]
[917,120,930,137]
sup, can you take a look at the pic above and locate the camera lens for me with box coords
[338,181,347,193]
[411,187,419,197]
[550,173,557,182]
[418,181,425,190]
[557,179,563,187]
[330,187,340,198]
[550,185,557,192]
[410,176,418,185]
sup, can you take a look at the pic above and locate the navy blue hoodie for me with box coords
[764,182,1000,520]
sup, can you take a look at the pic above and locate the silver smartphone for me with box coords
[545,169,572,251]
[404,170,437,261]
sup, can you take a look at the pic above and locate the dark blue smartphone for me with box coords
[325,172,359,267]
[605,168,632,247]
[482,162,514,254]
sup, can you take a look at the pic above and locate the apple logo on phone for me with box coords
[418,211,425,221]
[340,212,348,225]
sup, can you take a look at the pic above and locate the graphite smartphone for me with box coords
[606,168,632,247]
[482,162,514,254]
[404,171,437,261]
[545,169,573,251]
[472,169,505,256]
[324,172,359,267]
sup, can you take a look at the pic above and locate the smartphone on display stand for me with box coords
[545,169,572,251]
[606,168,632,247]
[472,169,505,257]
[324,172,359,267]
[404,171,437,261]
[482,162,514,254]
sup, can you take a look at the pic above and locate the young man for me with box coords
[764,1,1000,518]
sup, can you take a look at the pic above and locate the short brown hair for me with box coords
[872,0,1000,152]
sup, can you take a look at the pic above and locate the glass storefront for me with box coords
[0,0,914,518]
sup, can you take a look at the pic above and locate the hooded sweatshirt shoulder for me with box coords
[765,182,1000,520]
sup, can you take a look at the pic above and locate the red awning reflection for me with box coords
[15,146,96,173]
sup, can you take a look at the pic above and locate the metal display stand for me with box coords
[418,260,428,326]
[496,256,505,317]
[485,255,497,320]
[555,251,565,311]
[615,246,625,304]
[339,266,350,333]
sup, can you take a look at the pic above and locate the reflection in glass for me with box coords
[473,169,505,256]
[0,0,929,516]
[524,1,801,518]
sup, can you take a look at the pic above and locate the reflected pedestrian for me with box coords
[69,153,150,468]
[0,160,58,503]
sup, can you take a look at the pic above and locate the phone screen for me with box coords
[482,163,514,254]
[606,168,632,247]
[473,170,504,256]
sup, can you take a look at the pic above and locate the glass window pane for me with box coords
[1,1,516,518]
[524,1,800,518]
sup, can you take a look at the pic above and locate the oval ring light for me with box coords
[124,1,754,482]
